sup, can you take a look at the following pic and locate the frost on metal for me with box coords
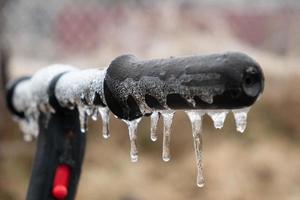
[11,65,110,140]
[55,69,106,108]
[12,64,75,141]
[30,64,75,113]
[10,63,253,188]
[105,74,225,116]
[12,79,37,141]
[54,68,109,135]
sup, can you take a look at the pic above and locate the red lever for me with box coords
[52,164,71,200]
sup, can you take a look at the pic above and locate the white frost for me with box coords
[105,73,224,116]
[30,64,75,113]
[12,79,38,141]
[55,68,106,108]
[12,65,75,140]
[55,68,109,135]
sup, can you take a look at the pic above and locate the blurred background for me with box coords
[1,0,300,199]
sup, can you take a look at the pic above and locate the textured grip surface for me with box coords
[104,52,264,120]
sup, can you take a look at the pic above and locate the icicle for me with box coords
[78,106,88,133]
[186,110,205,187]
[161,111,175,162]
[232,107,250,133]
[207,110,228,129]
[99,107,110,139]
[150,111,159,141]
[124,118,141,162]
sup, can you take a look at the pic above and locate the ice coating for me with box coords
[105,74,224,117]
[12,79,39,141]
[30,64,75,113]
[12,65,75,140]
[8,55,260,188]
[232,107,251,133]
[207,110,228,129]
[186,110,205,187]
[55,69,106,107]
[55,68,109,134]
[161,110,175,162]
[124,118,141,162]
[12,79,32,114]
[150,111,159,141]
[11,65,111,138]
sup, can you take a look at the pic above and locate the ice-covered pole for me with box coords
[5,52,265,192]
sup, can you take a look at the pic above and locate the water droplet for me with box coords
[186,110,205,188]
[124,118,141,162]
[207,110,228,129]
[99,107,110,139]
[91,107,99,121]
[232,107,250,133]
[161,110,175,162]
[150,111,159,141]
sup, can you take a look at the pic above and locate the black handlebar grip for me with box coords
[104,52,264,121]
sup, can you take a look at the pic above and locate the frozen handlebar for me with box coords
[5,52,265,199]
[104,52,264,120]
[6,52,264,122]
